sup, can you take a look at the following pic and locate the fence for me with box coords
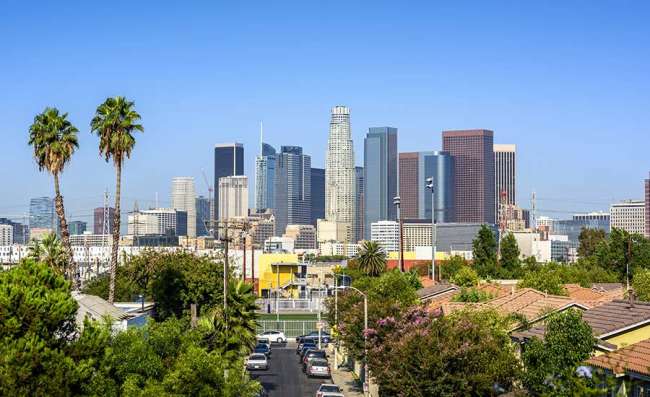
[256,320,330,338]
[256,298,326,313]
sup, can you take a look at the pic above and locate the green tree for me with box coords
[91,96,143,303]
[28,232,68,275]
[28,107,79,283]
[522,309,598,396]
[355,240,387,277]
[440,255,468,280]
[633,269,650,301]
[499,232,521,278]
[472,225,498,278]
[368,308,521,396]
[451,266,479,287]
[452,287,494,303]
[518,265,566,295]
[595,228,650,281]
[578,228,606,258]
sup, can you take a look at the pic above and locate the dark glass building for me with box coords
[93,207,115,234]
[363,127,398,239]
[442,129,495,224]
[195,196,210,236]
[29,197,54,230]
[69,221,87,235]
[310,167,325,226]
[214,143,244,220]
[274,146,311,235]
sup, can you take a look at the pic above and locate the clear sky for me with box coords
[1,1,649,225]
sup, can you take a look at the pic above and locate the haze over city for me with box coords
[1,1,649,222]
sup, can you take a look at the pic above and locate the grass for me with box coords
[258,313,320,321]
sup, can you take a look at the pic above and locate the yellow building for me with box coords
[257,253,302,298]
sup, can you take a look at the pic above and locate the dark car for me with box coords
[297,331,331,345]
[254,343,271,357]
[302,350,328,372]
[299,345,317,359]
[296,340,316,354]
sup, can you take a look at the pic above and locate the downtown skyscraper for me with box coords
[29,197,54,230]
[442,129,495,224]
[171,177,197,237]
[310,167,325,226]
[214,143,244,220]
[274,146,311,235]
[494,144,516,221]
[325,106,356,243]
[363,127,397,239]
[255,142,277,212]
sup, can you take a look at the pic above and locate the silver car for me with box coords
[306,359,331,378]
[246,353,269,371]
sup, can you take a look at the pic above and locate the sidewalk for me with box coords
[328,347,364,396]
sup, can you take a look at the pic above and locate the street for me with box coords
[251,343,333,397]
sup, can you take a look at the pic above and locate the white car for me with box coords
[246,353,269,371]
[316,384,343,397]
[256,330,286,344]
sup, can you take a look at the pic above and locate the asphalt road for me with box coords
[250,343,332,397]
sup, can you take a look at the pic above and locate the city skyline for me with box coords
[2,2,649,224]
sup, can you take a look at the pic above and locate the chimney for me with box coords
[629,289,636,308]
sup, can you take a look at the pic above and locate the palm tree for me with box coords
[356,240,387,277]
[28,107,79,284]
[28,233,68,275]
[200,280,259,358]
[91,96,143,303]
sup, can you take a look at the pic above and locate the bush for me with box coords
[451,266,479,287]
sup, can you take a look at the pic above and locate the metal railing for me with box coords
[256,298,327,312]
[256,320,330,338]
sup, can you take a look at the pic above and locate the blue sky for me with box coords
[1,1,649,224]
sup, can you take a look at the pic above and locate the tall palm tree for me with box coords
[28,233,68,275]
[356,240,387,277]
[28,107,79,284]
[91,96,143,303]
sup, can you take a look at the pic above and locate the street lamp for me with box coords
[426,177,437,282]
[393,196,405,272]
[341,285,369,396]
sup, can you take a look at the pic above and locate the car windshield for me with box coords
[309,351,326,358]
[320,385,340,392]
[250,354,266,360]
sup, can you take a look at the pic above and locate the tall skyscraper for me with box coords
[218,175,248,220]
[255,142,277,211]
[645,173,650,238]
[310,167,325,226]
[363,127,398,239]
[195,196,210,236]
[29,197,54,230]
[171,177,197,237]
[325,106,356,242]
[68,221,87,235]
[610,200,646,235]
[355,166,365,242]
[274,146,311,234]
[94,207,115,234]
[442,129,495,224]
[214,143,244,220]
[398,151,455,223]
[494,144,516,221]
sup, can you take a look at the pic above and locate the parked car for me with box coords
[246,353,269,371]
[296,340,316,354]
[316,384,342,397]
[297,331,331,344]
[306,359,331,378]
[256,337,271,348]
[254,343,271,357]
[320,393,345,397]
[299,345,317,359]
[256,330,286,344]
[303,350,328,372]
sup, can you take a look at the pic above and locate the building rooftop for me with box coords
[512,299,650,345]
[587,338,650,377]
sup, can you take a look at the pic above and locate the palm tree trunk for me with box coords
[109,158,122,304]
[53,172,75,286]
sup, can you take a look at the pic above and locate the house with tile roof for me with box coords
[563,283,624,308]
[441,288,588,330]
[587,338,650,396]
[513,299,650,354]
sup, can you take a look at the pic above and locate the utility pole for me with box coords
[426,177,436,281]
[393,196,404,272]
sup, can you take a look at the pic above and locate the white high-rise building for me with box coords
[127,213,159,235]
[0,224,13,246]
[219,176,248,220]
[370,220,399,253]
[610,200,646,235]
[325,106,356,243]
[494,144,516,221]
[171,177,197,237]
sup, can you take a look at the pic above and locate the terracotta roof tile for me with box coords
[417,283,459,302]
[486,288,581,321]
[563,284,624,308]
[587,338,650,376]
